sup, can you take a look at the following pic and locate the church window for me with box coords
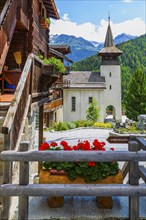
[109,72,112,77]
[71,97,76,111]
[89,97,93,104]
[110,85,112,90]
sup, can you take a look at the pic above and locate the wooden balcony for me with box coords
[44,98,63,112]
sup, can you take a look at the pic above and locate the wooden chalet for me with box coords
[0,0,69,217]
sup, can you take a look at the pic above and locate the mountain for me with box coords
[114,33,137,44]
[50,34,98,63]
[50,33,138,63]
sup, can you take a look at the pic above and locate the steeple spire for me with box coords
[104,21,115,48]
[98,16,122,64]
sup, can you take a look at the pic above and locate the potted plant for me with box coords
[39,139,123,208]
[39,17,50,29]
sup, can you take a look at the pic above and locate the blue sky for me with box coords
[50,0,146,42]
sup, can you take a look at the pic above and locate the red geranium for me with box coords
[39,142,50,151]
[88,161,95,167]
[40,138,119,182]
[50,141,58,147]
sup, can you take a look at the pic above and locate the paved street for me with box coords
[35,128,128,151]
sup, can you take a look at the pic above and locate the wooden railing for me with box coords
[2,54,45,150]
[0,137,146,220]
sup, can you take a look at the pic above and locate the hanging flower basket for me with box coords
[39,139,123,208]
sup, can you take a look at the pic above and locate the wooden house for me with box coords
[0,1,67,216]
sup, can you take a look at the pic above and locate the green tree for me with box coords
[86,97,100,122]
[124,68,146,121]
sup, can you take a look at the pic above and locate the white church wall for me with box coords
[63,88,105,122]
[100,65,122,122]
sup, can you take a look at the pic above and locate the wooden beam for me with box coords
[136,137,146,151]
[139,166,146,183]
[18,142,29,220]
[0,184,145,197]
[39,105,44,147]
[0,151,146,162]
[2,55,33,134]
[128,141,139,220]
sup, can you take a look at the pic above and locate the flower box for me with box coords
[39,169,123,208]
[39,17,49,29]
[39,139,123,208]
[42,64,54,75]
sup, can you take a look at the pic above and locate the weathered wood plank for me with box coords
[136,137,146,151]
[2,133,11,220]
[121,162,129,179]
[39,105,44,147]
[18,142,29,220]
[128,141,139,220]
[15,96,31,151]
[139,166,146,183]
[2,54,33,134]
[0,0,11,27]
[0,151,146,162]
[0,184,145,197]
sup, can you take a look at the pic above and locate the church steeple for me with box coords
[98,17,122,65]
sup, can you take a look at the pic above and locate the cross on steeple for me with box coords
[108,12,110,24]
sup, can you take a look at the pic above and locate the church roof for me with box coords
[98,23,122,55]
[63,71,106,89]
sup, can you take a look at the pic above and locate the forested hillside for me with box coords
[71,34,146,101]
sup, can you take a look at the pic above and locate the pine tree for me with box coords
[124,68,146,121]
[86,97,100,122]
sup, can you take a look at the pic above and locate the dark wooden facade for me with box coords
[0,0,59,73]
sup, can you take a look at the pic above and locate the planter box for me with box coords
[39,169,123,209]
[39,18,49,29]
[42,64,54,75]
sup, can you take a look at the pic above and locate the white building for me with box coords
[63,22,123,122]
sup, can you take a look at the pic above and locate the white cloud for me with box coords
[62,13,70,21]
[121,0,133,2]
[50,14,146,42]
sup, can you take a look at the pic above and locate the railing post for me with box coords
[2,133,11,220]
[39,105,44,147]
[18,141,29,220]
[128,139,140,220]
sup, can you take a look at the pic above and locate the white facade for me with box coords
[63,65,122,123]
[100,65,122,122]
[63,88,104,121]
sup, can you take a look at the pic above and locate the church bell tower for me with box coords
[98,17,123,122]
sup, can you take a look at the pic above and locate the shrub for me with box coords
[66,122,76,129]
[93,122,113,128]
[86,98,100,122]
[74,120,86,128]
